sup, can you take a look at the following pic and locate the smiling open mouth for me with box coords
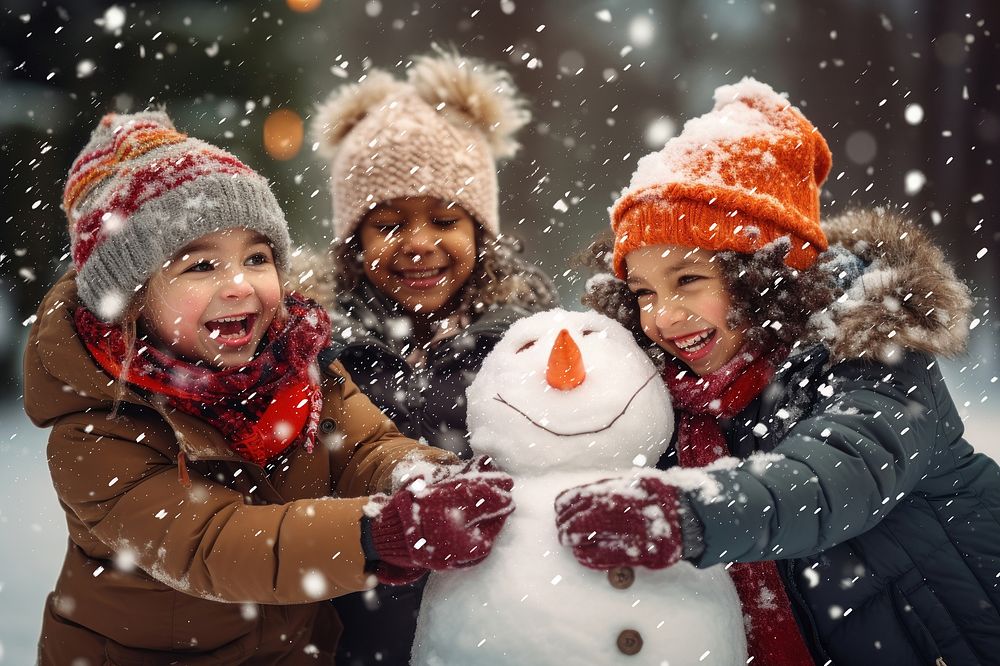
[205,314,257,346]
[394,266,448,289]
[673,329,715,352]
[396,267,446,278]
[493,373,658,437]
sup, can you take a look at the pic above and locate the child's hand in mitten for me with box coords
[554,474,684,570]
[369,467,515,576]
[390,453,499,491]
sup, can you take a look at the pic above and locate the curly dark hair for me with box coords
[577,232,663,365]
[330,225,558,316]
[579,231,838,361]
[716,239,838,349]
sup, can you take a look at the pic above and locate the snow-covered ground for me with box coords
[0,406,65,664]
[0,359,996,664]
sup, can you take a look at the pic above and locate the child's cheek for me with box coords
[639,313,661,346]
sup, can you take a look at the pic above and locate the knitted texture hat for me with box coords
[611,77,832,278]
[312,49,530,239]
[63,111,291,322]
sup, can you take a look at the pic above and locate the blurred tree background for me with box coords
[2,0,998,402]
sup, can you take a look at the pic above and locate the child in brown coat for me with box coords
[25,111,514,664]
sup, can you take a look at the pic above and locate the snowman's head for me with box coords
[467,309,673,475]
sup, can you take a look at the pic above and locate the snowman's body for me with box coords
[411,309,747,666]
[414,473,745,665]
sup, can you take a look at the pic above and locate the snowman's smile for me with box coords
[493,373,659,437]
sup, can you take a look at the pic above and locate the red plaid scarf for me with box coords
[664,345,815,666]
[74,293,331,468]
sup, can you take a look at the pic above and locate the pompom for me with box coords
[311,70,405,161]
[407,46,530,159]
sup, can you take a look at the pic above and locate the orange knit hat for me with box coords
[611,78,832,278]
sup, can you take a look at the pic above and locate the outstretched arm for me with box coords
[556,352,946,568]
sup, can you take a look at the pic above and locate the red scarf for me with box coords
[74,293,332,468]
[665,346,815,666]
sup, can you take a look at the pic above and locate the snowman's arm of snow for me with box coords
[326,360,458,497]
[46,421,375,604]
[684,351,944,566]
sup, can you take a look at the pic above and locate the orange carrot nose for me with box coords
[546,329,586,390]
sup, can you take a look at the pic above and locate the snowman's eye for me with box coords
[581,329,596,336]
[516,340,536,353]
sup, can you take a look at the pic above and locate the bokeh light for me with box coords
[263,109,304,161]
[629,15,656,47]
[845,130,877,165]
[287,0,322,13]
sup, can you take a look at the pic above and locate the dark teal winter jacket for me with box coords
[676,210,1000,665]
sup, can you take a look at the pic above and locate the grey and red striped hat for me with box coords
[63,111,291,322]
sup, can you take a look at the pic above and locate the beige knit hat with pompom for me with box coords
[312,47,530,239]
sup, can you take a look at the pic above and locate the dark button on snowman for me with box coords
[608,566,635,590]
[617,628,643,655]
[412,309,747,665]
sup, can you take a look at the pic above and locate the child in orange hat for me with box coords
[564,78,1000,665]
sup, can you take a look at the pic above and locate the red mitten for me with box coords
[457,454,501,476]
[554,474,684,570]
[370,470,515,572]
[370,561,427,586]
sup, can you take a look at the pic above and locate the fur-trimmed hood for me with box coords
[809,208,973,364]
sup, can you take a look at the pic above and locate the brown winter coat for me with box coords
[23,271,456,665]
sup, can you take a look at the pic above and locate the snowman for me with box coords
[411,309,747,665]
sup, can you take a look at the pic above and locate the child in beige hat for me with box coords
[307,47,559,453]
[303,48,557,664]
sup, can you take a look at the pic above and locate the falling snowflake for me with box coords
[301,570,328,599]
[96,5,126,34]
[629,15,655,46]
[76,59,96,78]
[904,103,924,125]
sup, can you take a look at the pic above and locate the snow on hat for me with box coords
[610,77,832,278]
[63,110,292,322]
[311,47,530,240]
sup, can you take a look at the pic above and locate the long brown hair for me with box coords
[105,284,147,412]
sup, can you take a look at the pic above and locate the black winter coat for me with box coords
[328,280,534,457]
[662,210,999,665]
